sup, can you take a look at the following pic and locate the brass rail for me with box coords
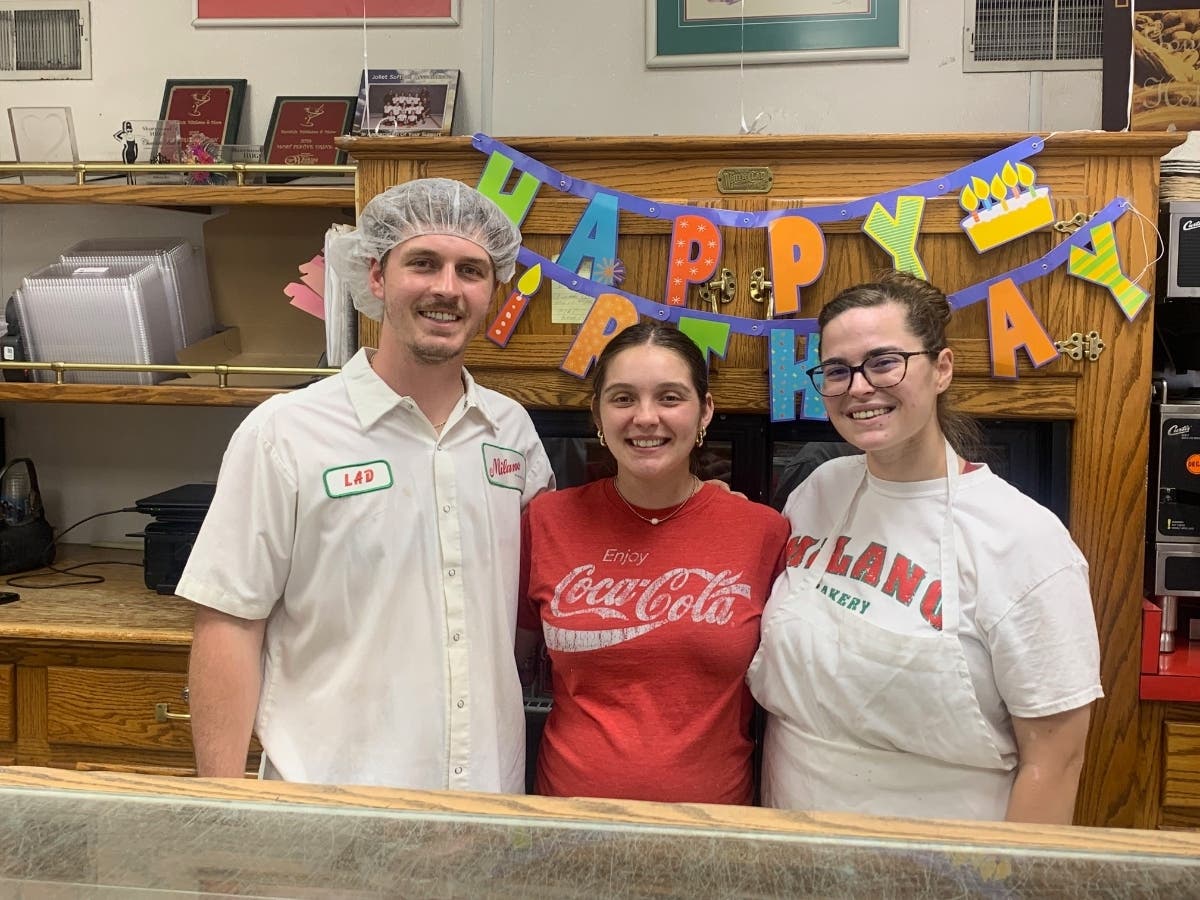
[0,160,355,187]
[0,360,338,389]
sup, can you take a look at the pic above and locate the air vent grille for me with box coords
[0,2,90,80]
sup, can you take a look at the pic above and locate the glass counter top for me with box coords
[0,767,1195,898]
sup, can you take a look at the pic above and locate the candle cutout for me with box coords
[1001,161,1021,199]
[972,176,993,211]
[959,185,981,222]
[486,264,543,348]
[990,174,1009,211]
[1016,162,1035,193]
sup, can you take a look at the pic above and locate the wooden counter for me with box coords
[0,546,201,774]
[0,546,192,645]
[0,767,1195,897]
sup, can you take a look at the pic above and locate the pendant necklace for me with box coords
[613,476,700,526]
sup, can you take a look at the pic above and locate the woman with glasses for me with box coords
[747,270,1102,823]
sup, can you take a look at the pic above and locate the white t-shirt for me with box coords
[764,456,1102,765]
[177,348,554,791]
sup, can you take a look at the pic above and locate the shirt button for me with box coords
[454,766,463,775]
[447,568,456,577]
[442,504,451,513]
[452,632,461,642]
[457,699,465,708]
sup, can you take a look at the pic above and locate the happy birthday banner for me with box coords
[470,133,1148,422]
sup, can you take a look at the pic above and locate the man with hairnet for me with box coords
[178,178,554,789]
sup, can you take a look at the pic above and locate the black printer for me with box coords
[132,483,215,594]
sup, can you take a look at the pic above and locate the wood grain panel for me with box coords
[45,667,193,752]
[0,383,287,407]
[1164,723,1200,808]
[0,548,192,646]
[1070,150,1163,829]
[0,665,12,742]
[16,665,48,766]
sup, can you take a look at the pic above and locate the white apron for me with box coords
[748,442,1014,821]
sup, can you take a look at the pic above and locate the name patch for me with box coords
[482,443,526,492]
[324,460,393,498]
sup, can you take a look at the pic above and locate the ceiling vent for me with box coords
[0,1,90,80]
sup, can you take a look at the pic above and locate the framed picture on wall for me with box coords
[193,1,460,26]
[264,96,356,165]
[646,0,909,68]
[1102,2,1200,131]
[350,68,459,137]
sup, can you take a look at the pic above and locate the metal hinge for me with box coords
[1055,330,1106,362]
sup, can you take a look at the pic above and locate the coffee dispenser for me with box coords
[1147,384,1200,650]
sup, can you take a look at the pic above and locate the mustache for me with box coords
[416,302,466,317]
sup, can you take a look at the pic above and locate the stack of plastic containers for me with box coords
[59,238,215,354]
[13,262,178,384]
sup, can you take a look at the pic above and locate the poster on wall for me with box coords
[193,1,460,26]
[1102,1,1200,130]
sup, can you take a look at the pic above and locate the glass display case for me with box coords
[0,768,1196,898]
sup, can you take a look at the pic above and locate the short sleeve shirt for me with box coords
[177,348,553,790]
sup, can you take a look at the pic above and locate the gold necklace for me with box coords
[612,476,700,526]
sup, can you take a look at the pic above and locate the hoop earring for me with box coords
[696,428,706,447]
[597,428,607,448]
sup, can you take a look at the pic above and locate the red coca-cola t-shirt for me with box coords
[519,480,789,805]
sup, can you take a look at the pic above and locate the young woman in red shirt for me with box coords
[517,323,789,804]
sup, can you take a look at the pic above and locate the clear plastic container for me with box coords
[60,237,215,352]
[13,261,178,385]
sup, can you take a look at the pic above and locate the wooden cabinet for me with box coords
[343,133,1180,829]
[0,547,257,776]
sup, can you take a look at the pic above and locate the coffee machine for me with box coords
[1148,385,1200,650]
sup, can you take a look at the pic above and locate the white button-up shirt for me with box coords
[177,348,553,791]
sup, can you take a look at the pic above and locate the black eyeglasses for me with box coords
[807,350,939,397]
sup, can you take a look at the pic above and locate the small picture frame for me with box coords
[8,107,79,184]
[351,68,459,137]
[159,78,247,148]
[264,96,355,165]
[117,119,184,184]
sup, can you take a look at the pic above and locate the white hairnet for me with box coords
[327,177,522,321]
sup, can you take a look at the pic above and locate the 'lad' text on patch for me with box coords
[324,460,394,498]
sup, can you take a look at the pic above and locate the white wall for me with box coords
[0,0,1104,543]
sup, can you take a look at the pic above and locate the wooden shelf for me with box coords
[0,383,289,407]
[0,183,354,207]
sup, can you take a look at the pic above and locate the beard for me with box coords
[408,336,465,365]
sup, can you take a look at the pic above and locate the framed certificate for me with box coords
[159,78,247,147]
[263,96,356,165]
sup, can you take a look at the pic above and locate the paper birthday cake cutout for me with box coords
[959,162,1055,253]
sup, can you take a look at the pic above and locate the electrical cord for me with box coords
[6,507,142,589]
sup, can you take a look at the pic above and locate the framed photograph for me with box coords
[159,78,247,147]
[1102,2,1200,131]
[646,0,908,68]
[264,96,356,165]
[7,107,79,184]
[193,0,460,26]
[351,68,459,136]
